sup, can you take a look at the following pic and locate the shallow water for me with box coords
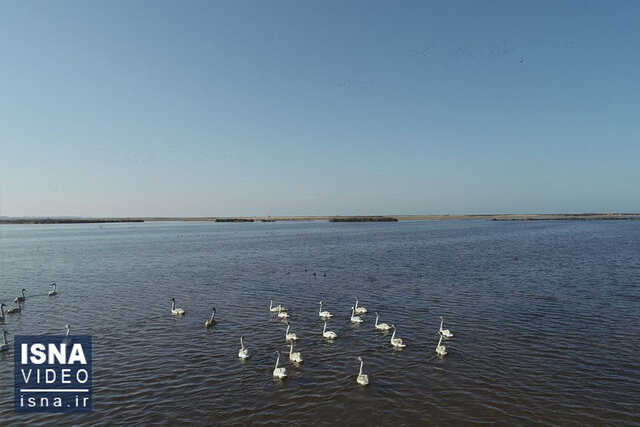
[0,220,639,425]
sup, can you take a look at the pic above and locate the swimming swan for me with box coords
[63,324,71,345]
[48,282,58,296]
[374,312,391,331]
[356,356,369,385]
[350,306,363,323]
[170,298,185,315]
[238,336,251,359]
[273,351,287,378]
[285,322,298,341]
[436,334,447,356]
[322,320,337,339]
[269,299,286,313]
[277,306,290,319]
[390,325,406,348]
[205,307,216,328]
[289,341,304,363]
[318,301,333,318]
[438,316,453,338]
[7,301,21,314]
[354,297,367,314]
[14,289,26,303]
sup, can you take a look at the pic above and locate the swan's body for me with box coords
[238,336,251,359]
[356,356,369,385]
[7,302,21,314]
[285,323,298,341]
[374,312,391,330]
[0,331,9,352]
[318,301,332,318]
[390,325,406,348]
[322,320,337,339]
[14,289,26,303]
[269,299,286,313]
[436,334,447,356]
[350,306,363,323]
[273,351,287,378]
[170,298,185,315]
[354,297,367,314]
[438,316,453,338]
[289,342,304,363]
[48,282,58,296]
[205,307,216,328]
[277,306,290,319]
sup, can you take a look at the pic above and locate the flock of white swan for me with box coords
[170,296,455,385]
[0,283,60,352]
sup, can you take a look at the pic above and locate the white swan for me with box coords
[356,356,369,385]
[0,331,9,352]
[269,299,286,313]
[289,341,304,363]
[14,289,26,303]
[374,312,391,331]
[170,298,185,315]
[7,301,21,314]
[318,301,332,318]
[273,351,287,378]
[436,334,447,356]
[438,316,453,338]
[277,306,290,319]
[322,320,337,339]
[238,336,251,359]
[390,325,406,348]
[48,282,57,296]
[285,322,298,341]
[204,307,216,328]
[350,306,363,323]
[354,297,367,314]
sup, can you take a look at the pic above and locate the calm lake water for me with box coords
[0,220,639,425]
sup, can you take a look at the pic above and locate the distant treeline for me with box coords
[329,216,398,222]
[0,219,144,224]
[215,218,255,223]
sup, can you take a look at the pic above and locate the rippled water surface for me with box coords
[1,220,639,425]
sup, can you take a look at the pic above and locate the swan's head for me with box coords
[0,303,5,307]
[319,301,323,304]
[275,350,280,356]
[65,324,70,329]
[51,282,56,286]
[357,356,363,362]
[22,289,26,292]
[212,307,216,312]
[170,298,175,302]
[440,316,444,320]
[391,324,396,329]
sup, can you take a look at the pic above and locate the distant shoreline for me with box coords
[1,213,639,225]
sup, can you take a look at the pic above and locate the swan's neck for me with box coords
[323,322,327,333]
[351,307,355,316]
[437,335,443,347]
[319,302,322,314]
[2,332,7,345]
[286,324,290,334]
[53,284,56,290]
[22,290,25,297]
[240,337,245,349]
[275,355,280,369]
[359,360,363,376]
[209,311,215,322]
[0,306,4,317]
[289,343,293,354]
[375,314,379,326]
[269,300,273,309]
[355,298,359,309]
[391,329,396,340]
[440,318,444,330]
[65,328,70,338]
[171,300,176,310]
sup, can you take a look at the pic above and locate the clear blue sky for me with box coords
[1,1,639,217]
